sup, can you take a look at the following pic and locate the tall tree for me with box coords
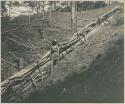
[71,1,77,32]
[49,1,53,27]
[41,1,45,20]
[1,1,7,17]
[51,1,56,11]
[6,1,13,18]
[36,1,41,13]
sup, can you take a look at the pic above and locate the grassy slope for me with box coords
[24,23,124,103]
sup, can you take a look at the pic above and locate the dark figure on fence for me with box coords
[50,39,60,74]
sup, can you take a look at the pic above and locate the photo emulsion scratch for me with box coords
[1,0,124,103]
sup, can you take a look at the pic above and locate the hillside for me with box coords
[23,12,124,103]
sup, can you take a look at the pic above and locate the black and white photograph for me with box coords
[1,0,124,103]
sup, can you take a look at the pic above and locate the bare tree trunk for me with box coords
[41,1,45,37]
[28,11,31,25]
[36,7,39,13]
[71,1,77,32]
[31,7,34,14]
[42,2,45,20]
[49,5,52,27]
[8,2,11,18]
[108,1,111,6]
[43,10,45,21]
[52,1,56,11]
[8,7,10,17]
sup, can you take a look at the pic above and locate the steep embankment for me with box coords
[23,14,124,103]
